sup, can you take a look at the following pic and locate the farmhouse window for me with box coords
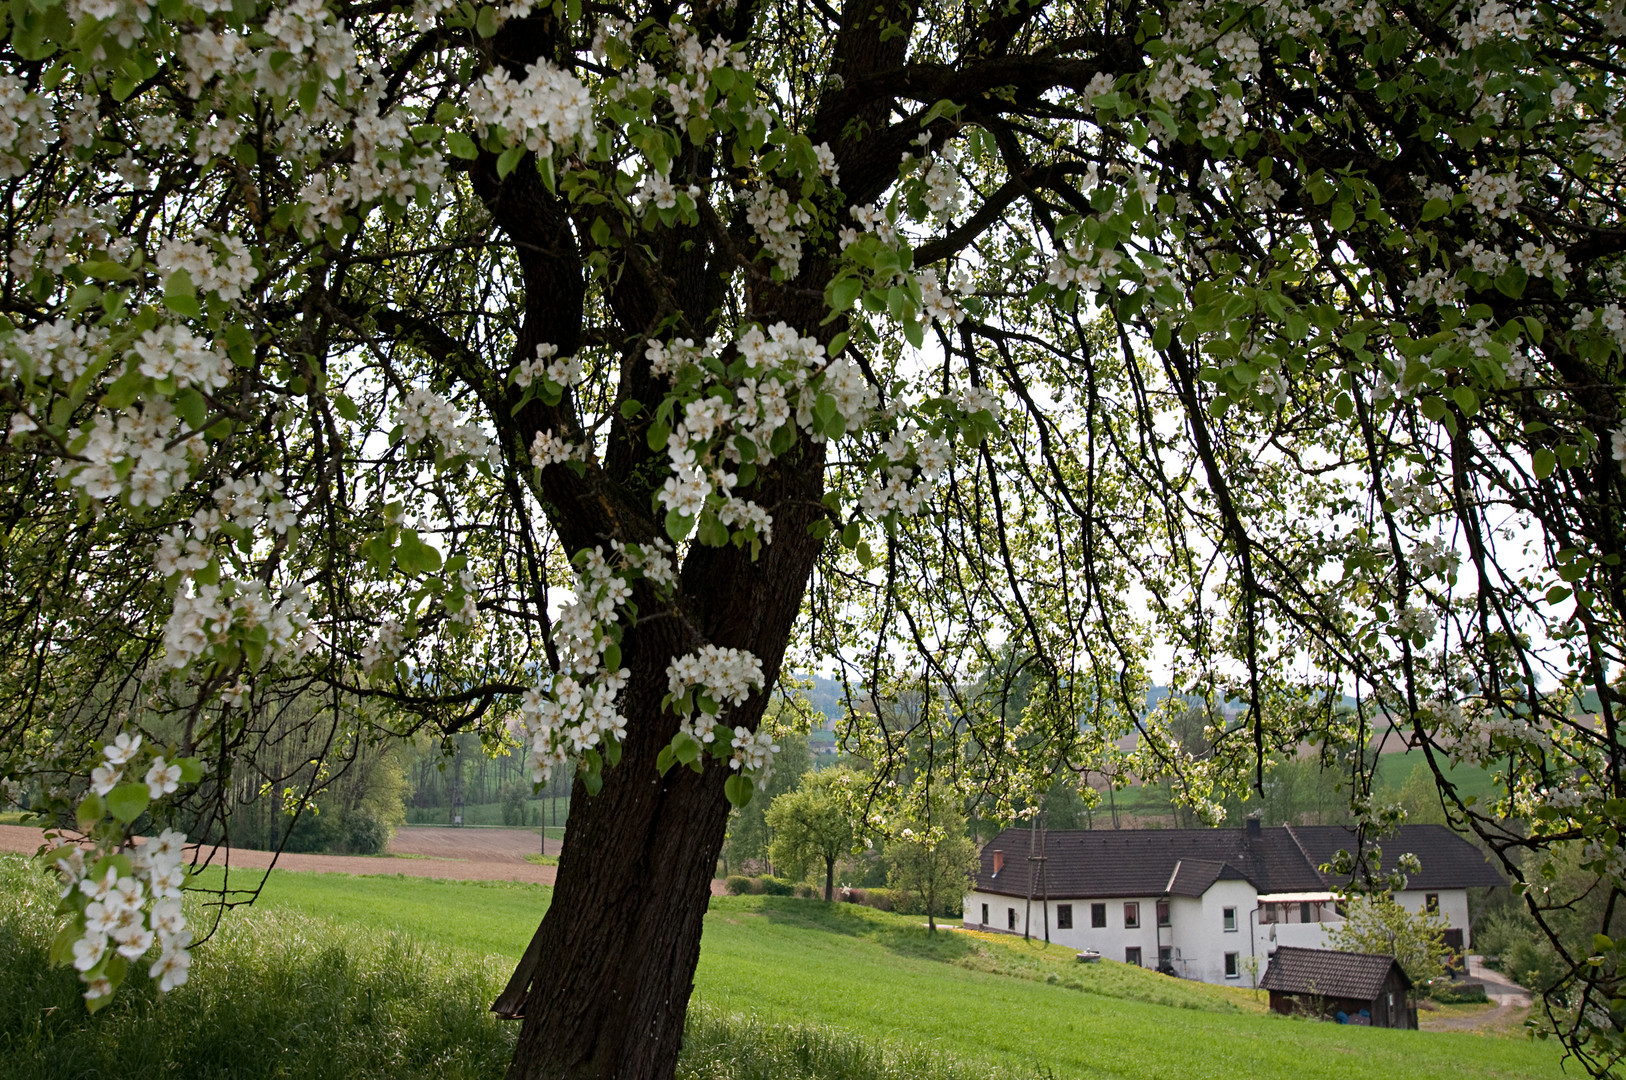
[1091,903,1107,928]
[1300,901,1312,923]
[981,903,988,925]
[1125,947,1142,966]
[1123,902,1140,929]
[1223,906,1236,931]
[1156,900,1170,927]
[1426,893,1440,913]
[1056,904,1073,929]
[1224,952,1239,978]
[1008,907,1017,931]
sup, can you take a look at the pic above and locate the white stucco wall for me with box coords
[1395,888,1473,948]
[962,890,1162,965]
[963,884,1476,986]
[1169,880,1258,984]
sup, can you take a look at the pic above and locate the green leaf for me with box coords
[333,393,361,422]
[1420,198,1450,222]
[476,5,500,36]
[106,782,150,824]
[1533,447,1557,479]
[77,792,104,830]
[646,418,671,451]
[602,641,622,672]
[177,757,204,784]
[619,398,642,420]
[175,388,207,431]
[163,270,201,316]
[497,146,525,178]
[664,508,694,541]
[80,260,136,282]
[49,921,81,968]
[724,774,754,808]
[446,132,479,160]
[672,732,702,765]
[840,522,860,549]
[1330,202,1356,231]
[1451,384,1479,416]
[829,276,862,312]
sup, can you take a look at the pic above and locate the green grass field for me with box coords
[0,856,1564,1080]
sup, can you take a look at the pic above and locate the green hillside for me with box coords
[0,858,1561,1080]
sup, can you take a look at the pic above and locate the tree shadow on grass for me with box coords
[742,895,982,964]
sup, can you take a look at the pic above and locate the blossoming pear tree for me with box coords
[2,0,1626,1074]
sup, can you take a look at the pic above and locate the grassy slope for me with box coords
[178,866,1562,1080]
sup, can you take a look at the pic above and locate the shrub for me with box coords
[861,889,895,912]
[342,807,393,854]
[758,875,795,896]
[1425,981,1489,1004]
[726,876,753,896]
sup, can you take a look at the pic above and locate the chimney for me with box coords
[1246,815,1262,838]
[992,850,1004,876]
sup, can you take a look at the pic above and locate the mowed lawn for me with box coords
[183,866,1561,1080]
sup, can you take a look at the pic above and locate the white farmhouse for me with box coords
[963,820,1503,986]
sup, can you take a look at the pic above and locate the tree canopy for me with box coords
[2,0,1625,1074]
[765,765,857,898]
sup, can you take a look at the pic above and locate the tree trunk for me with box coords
[496,670,735,1080]
[494,445,827,1079]
[824,855,834,902]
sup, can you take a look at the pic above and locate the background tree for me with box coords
[765,766,857,900]
[2,0,1626,1075]
[1328,892,1452,986]
[885,789,978,932]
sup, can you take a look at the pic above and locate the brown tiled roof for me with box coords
[973,824,1503,899]
[1258,946,1411,998]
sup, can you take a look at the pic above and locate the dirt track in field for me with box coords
[0,823,727,895]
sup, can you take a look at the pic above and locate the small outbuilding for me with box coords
[1259,946,1416,1029]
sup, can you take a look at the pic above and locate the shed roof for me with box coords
[973,824,1503,900]
[1258,946,1412,999]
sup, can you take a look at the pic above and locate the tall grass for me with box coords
[0,857,1020,1080]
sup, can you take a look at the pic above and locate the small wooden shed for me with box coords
[1259,946,1416,1029]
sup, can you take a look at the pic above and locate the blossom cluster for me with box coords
[653,321,873,542]
[156,233,259,303]
[58,401,202,507]
[744,183,812,278]
[132,326,233,392]
[513,544,671,780]
[512,342,584,390]
[47,732,199,1006]
[393,387,495,463]
[471,59,593,157]
[1045,239,1124,293]
[663,644,778,783]
[162,578,314,672]
[0,318,106,392]
[0,74,50,178]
